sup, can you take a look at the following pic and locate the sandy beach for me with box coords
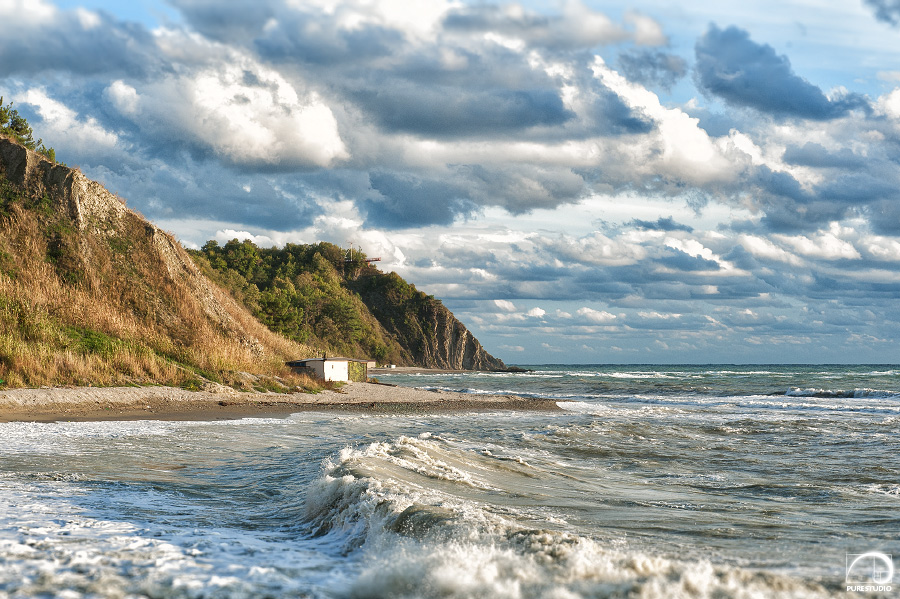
[0,380,560,422]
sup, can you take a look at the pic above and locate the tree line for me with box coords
[190,239,413,364]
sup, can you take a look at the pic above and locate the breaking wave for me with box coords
[301,434,834,599]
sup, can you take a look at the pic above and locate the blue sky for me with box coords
[3,0,900,364]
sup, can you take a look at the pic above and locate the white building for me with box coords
[286,357,368,382]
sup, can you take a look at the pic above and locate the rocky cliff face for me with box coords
[0,136,266,354]
[350,272,507,371]
[414,300,507,371]
[0,138,126,232]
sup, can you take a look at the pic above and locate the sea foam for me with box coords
[300,434,834,599]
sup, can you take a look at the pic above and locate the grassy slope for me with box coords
[0,144,322,391]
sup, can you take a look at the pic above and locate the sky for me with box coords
[3,0,900,364]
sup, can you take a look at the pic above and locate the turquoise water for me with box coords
[1,365,898,597]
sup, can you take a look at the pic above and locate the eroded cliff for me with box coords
[1,135,507,384]
[349,271,507,371]
[0,136,308,388]
[413,299,507,371]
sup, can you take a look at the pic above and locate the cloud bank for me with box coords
[2,0,900,362]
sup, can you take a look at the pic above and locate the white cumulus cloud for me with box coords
[577,307,617,323]
[108,51,348,168]
[494,299,517,312]
[21,88,119,154]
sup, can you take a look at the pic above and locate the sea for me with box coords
[1,364,898,598]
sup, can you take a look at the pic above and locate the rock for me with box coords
[413,300,506,370]
[0,136,266,359]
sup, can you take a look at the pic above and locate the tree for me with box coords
[222,239,262,280]
[0,97,58,162]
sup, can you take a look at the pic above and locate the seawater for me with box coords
[1,365,898,598]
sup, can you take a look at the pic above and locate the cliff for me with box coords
[416,301,505,371]
[349,271,506,370]
[0,136,313,389]
[0,135,506,388]
[0,138,259,348]
[191,241,508,371]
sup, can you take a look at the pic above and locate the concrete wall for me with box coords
[289,358,366,382]
[310,360,349,382]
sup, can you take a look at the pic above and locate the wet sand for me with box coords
[0,381,560,422]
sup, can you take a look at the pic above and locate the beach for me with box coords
[0,365,897,598]
[0,377,559,422]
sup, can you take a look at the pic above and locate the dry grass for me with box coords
[0,170,323,392]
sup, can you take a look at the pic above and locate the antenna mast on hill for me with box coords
[343,242,382,278]
[344,242,382,264]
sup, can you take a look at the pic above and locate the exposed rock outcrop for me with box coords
[350,272,507,371]
[0,136,270,358]
[0,137,126,232]
[413,300,506,370]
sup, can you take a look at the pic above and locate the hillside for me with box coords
[349,270,506,370]
[0,134,506,389]
[0,135,319,390]
[190,240,507,370]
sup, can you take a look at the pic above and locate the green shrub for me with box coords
[0,97,57,162]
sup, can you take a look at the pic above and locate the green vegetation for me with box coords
[190,239,412,364]
[0,97,58,163]
[191,238,474,369]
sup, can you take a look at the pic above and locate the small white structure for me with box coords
[286,357,369,382]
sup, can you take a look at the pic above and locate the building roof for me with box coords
[286,357,369,366]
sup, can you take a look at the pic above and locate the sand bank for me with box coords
[0,381,560,422]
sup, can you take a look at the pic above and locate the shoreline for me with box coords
[369,366,473,375]
[0,381,561,423]
[369,366,531,375]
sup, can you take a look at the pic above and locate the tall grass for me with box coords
[0,160,322,391]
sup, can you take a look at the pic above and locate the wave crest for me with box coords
[302,435,832,598]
